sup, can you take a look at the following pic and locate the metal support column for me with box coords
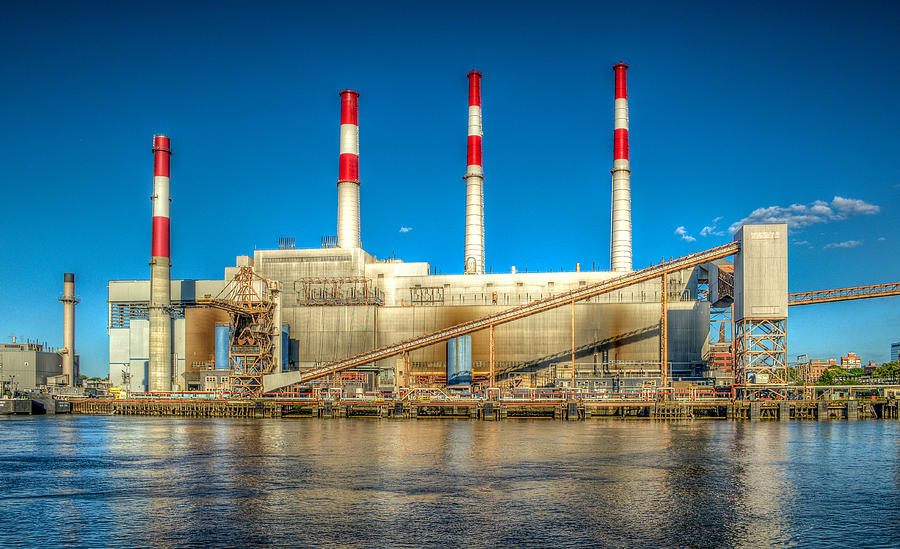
[571,299,576,389]
[734,318,787,385]
[402,351,410,388]
[661,274,668,392]
[489,324,495,388]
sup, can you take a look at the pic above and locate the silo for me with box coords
[215,323,230,370]
[447,335,473,385]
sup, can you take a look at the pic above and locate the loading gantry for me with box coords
[198,267,279,397]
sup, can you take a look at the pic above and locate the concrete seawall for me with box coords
[68,398,900,421]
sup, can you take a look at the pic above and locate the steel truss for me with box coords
[198,267,277,396]
[796,354,811,385]
[789,282,900,306]
[708,306,734,373]
[734,318,787,385]
[409,286,445,305]
[294,277,382,306]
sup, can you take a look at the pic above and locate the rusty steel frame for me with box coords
[198,267,277,397]
[717,264,734,302]
[734,318,787,385]
[696,275,709,302]
[263,242,741,392]
[410,286,446,305]
[402,352,410,388]
[788,282,900,306]
[295,277,382,306]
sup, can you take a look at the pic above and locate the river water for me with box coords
[1,416,898,548]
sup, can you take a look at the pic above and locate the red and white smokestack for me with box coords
[337,90,361,249]
[463,70,485,274]
[610,62,632,272]
[149,134,172,392]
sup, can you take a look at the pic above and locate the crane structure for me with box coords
[197,267,279,397]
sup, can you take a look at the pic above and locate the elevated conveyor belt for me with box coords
[263,242,741,392]
[788,282,900,306]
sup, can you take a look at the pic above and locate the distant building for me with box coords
[865,360,878,374]
[0,342,64,393]
[809,359,836,380]
[201,371,230,392]
[841,352,862,369]
[891,342,900,364]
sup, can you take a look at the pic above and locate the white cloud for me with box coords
[699,216,725,237]
[877,236,886,241]
[823,240,862,249]
[728,196,880,233]
[674,226,696,242]
[831,196,880,216]
[399,226,412,233]
[793,240,811,246]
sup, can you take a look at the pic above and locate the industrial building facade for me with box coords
[0,343,65,393]
[109,248,709,391]
[108,251,713,392]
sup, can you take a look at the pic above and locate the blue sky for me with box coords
[1,1,898,377]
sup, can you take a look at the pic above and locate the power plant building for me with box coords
[107,65,723,393]
[108,251,712,391]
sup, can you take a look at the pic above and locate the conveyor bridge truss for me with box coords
[788,282,900,306]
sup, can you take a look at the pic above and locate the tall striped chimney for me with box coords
[149,134,172,392]
[610,62,632,272]
[59,273,78,386]
[464,70,485,274]
[337,90,361,249]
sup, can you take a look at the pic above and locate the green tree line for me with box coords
[814,361,898,385]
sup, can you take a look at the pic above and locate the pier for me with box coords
[67,392,900,421]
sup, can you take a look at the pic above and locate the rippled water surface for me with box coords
[1,416,899,547]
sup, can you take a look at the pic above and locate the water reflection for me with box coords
[1,417,899,547]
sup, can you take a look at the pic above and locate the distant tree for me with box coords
[816,366,853,385]
[873,361,899,378]
[79,375,88,380]
[849,367,865,376]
